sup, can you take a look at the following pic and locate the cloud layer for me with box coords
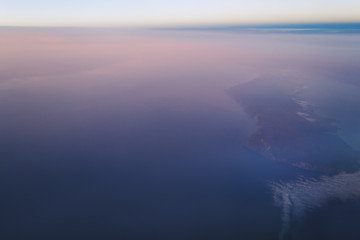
[270,171,360,239]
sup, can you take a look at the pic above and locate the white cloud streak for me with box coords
[270,171,360,239]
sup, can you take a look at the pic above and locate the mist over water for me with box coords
[271,171,360,240]
[1,28,359,239]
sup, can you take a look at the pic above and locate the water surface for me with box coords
[1,28,359,239]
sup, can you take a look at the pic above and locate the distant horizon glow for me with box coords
[1,0,360,27]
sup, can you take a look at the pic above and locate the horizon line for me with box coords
[1,21,360,29]
[1,22,360,35]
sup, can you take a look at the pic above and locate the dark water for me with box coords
[1,28,359,239]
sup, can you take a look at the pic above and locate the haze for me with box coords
[1,0,360,27]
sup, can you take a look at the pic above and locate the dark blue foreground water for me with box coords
[1,29,359,239]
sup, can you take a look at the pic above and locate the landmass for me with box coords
[228,77,359,174]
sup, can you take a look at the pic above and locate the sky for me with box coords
[1,0,360,27]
